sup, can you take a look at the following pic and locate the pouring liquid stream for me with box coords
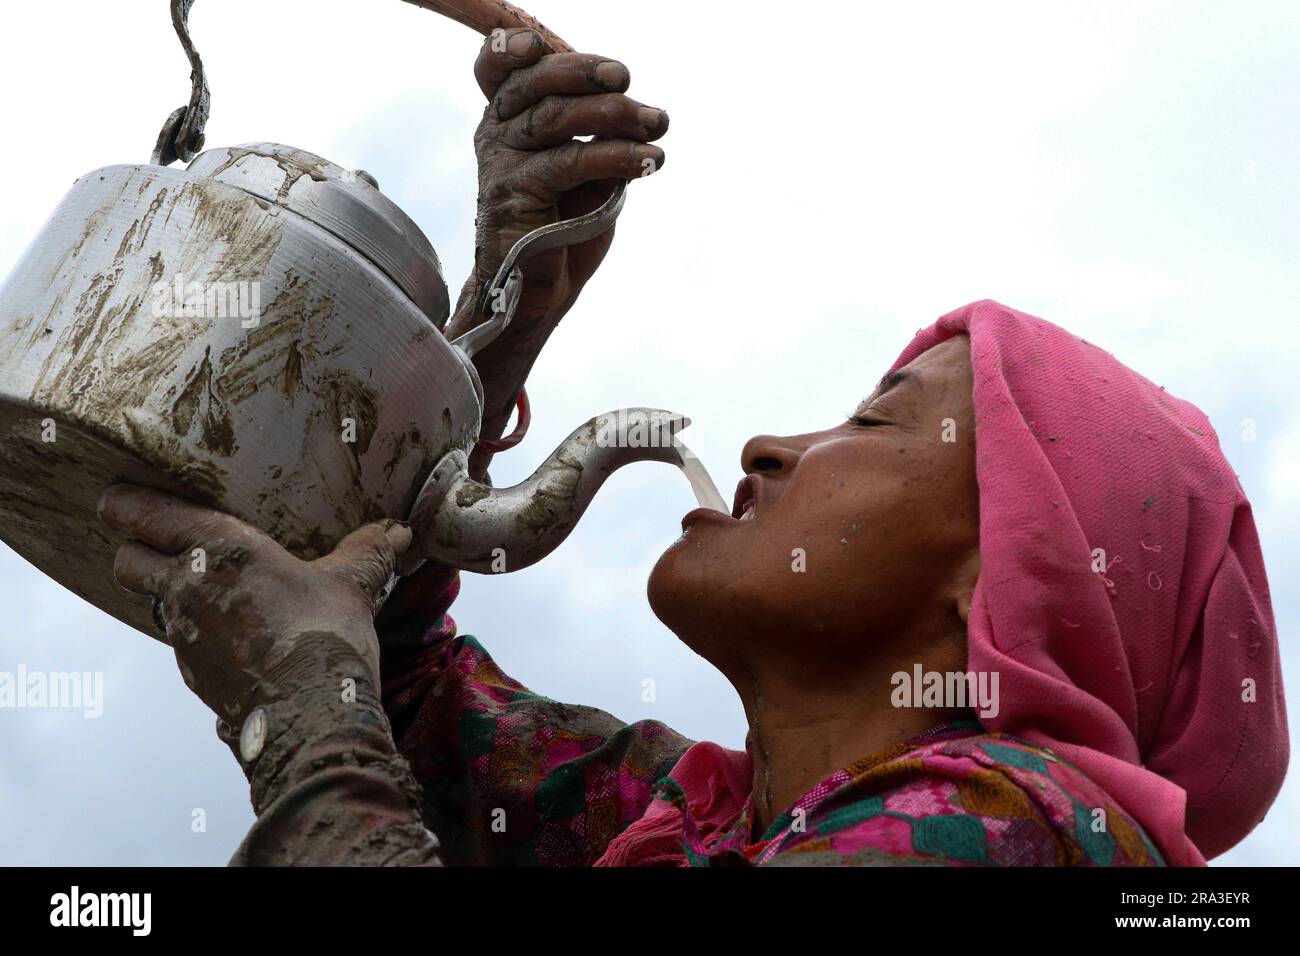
[674,442,729,514]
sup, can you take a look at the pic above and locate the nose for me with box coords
[741,434,803,476]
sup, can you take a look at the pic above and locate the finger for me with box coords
[318,521,412,599]
[112,540,176,595]
[503,93,668,150]
[493,53,630,121]
[474,28,546,100]
[97,484,236,554]
[521,139,665,194]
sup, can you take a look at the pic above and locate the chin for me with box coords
[646,535,698,632]
[646,532,767,669]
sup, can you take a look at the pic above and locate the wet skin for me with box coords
[648,334,982,831]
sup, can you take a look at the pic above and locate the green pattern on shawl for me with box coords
[980,741,1050,775]
[912,813,989,862]
[1074,802,1116,866]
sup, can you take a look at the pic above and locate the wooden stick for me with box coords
[401,0,574,54]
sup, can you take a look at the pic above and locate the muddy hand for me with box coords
[449,26,668,330]
[439,27,667,486]
[98,484,411,725]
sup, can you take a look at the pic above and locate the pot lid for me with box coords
[186,143,450,328]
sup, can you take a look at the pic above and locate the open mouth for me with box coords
[731,475,757,521]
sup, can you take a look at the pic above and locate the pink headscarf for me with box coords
[885,300,1287,864]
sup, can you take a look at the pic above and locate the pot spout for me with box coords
[409,408,694,573]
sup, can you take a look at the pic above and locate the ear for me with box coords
[953,549,981,625]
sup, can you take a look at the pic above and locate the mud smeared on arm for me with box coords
[222,632,443,867]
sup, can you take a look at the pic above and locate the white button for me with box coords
[240,708,268,763]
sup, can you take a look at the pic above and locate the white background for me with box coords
[0,0,1295,864]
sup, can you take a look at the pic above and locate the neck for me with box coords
[733,655,966,836]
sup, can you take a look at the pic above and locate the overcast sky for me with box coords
[0,0,1295,865]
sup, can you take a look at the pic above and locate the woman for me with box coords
[97,29,1287,867]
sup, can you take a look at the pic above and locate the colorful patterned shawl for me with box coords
[378,568,1163,867]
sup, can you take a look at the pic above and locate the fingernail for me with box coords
[636,146,663,176]
[507,31,537,57]
[638,107,667,131]
[595,61,629,90]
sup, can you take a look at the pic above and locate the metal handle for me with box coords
[450,180,627,359]
[403,1,573,54]
[148,0,631,448]
[151,0,575,167]
[148,0,626,293]
[151,0,208,165]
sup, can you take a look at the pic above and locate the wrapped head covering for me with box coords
[885,300,1287,864]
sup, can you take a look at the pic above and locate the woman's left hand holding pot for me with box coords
[97,483,409,728]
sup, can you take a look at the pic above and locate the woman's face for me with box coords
[648,334,981,676]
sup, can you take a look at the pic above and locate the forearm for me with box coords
[223,631,442,866]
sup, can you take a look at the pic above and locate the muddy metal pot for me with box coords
[0,4,706,642]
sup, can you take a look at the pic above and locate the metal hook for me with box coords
[151,0,210,166]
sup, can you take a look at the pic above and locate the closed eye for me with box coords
[846,415,887,428]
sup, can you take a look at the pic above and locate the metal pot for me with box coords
[0,2,706,641]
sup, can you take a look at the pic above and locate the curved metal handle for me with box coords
[404,1,574,54]
[450,179,628,359]
[151,0,575,167]
[151,0,209,165]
